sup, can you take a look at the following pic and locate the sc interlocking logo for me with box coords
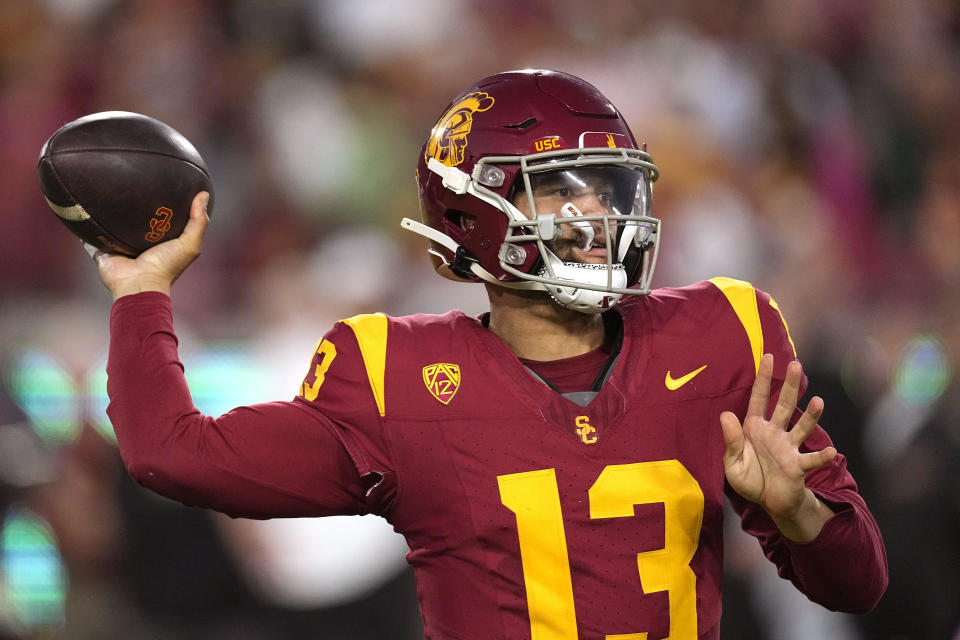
[145,206,173,242]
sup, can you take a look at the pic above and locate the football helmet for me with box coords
[403,69,661,313]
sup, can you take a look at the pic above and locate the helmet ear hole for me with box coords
[444,210,479,232]
[444,210,463,228]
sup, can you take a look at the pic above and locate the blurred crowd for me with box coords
[1,0,959,638]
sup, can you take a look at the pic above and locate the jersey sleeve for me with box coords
[107,292,368,519]
[293,313,399,515]
[713,280,888,613]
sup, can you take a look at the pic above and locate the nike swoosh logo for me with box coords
[665,365,708,390]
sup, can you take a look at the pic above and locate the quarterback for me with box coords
[92,70,887,639]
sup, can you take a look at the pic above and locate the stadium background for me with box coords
[1,1,958,638]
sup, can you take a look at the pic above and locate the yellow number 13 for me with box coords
[300,338,337,401]
[498,461,704,640]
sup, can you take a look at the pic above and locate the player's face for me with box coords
[512,169,622,264]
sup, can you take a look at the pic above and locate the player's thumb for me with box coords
[180,191,210,250]
[719,411,745,462]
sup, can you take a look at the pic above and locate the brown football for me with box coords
[38,111,214,256]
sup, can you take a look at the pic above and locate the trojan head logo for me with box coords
[423,363,461,405]
[425,91,495,167]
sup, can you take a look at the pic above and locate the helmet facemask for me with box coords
[405,146,660,313]
[480,147,661,313]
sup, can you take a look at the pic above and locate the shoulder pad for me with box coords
[341,313,389,417]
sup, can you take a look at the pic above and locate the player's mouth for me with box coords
[548,230,613,263]
[576,235,609,261]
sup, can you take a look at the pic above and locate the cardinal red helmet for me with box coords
[404,69,661,313]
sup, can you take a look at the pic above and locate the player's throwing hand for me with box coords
[87,191,210,301]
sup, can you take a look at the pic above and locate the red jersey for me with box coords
[107,278,887,639]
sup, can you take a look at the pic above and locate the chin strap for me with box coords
[400,216,458,253]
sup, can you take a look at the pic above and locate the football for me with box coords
[37,111,214,256]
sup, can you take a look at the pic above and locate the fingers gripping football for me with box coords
[88,192,210,300]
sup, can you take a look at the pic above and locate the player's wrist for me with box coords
[767,489,834,543]
[109,276,172,300]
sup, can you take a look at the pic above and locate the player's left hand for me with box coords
[720,354,837,540]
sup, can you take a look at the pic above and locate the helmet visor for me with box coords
[511,166,654,264]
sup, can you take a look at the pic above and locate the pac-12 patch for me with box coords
[422,363,461,405]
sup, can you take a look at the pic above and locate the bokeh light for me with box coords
[5,349,80,446]
[0,506,67,630]
[892,333,952,408]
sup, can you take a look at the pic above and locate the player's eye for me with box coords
[534,184,571,199]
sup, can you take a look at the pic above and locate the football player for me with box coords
[91,70,887,639]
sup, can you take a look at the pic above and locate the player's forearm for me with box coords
[105,291,255,514]
[105,292,251,513]
[732,480,888,613]
[778,489,888,613]
[106,291,202,491]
